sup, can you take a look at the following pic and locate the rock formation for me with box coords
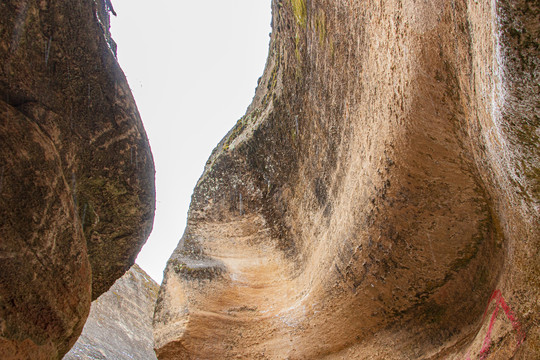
[64,264,159,360]
[0,0,155,358]
[154,0,538,359]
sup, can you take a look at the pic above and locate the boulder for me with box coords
[0,0,155,358]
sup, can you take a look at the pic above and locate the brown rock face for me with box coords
[154,0,538,359]
[0,0,155,358]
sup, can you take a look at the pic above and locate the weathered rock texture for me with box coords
[154,0,538,359]
[0,0,155,358]
[64,264,159,360]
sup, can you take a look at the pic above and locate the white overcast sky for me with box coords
[110,0,272,283]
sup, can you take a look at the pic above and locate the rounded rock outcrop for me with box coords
[0,1,155,358]
[154,0,538,359]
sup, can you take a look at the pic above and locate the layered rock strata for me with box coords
[154,0,538,359]
[0,0,155,358]
[64,264,159,360]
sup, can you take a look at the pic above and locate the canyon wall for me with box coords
[0,0,155,358]
[154,0,538,359]
[64,264,158,360]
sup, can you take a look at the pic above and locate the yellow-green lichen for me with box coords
[294,31,302,70]
[290,0,307,27]
[222,110,261,151]
[315,10,326,47]
[262,45,282,107]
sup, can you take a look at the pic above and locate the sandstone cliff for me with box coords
[0,0,155,358]
[64,264,158,360]
[154,0,538,359]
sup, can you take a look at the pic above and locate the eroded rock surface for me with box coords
[0,0,155,358]
[64,264,159,360]
[154,0,538,359]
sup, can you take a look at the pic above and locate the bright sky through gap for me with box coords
[110,1,272,283]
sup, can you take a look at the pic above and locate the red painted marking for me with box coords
[471,290,526,360]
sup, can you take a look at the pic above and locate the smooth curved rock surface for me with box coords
[154,0,538,359]
[0,0,155,358]
[64,264,158,360]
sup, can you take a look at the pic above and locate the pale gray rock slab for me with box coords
[64,265,159,360]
